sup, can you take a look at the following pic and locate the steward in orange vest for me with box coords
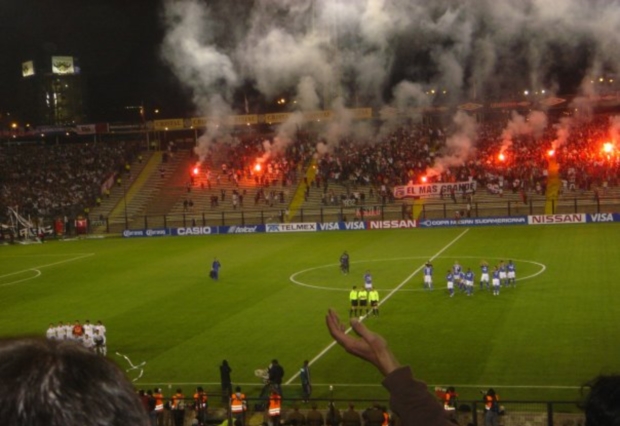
[194,386,208,424]
[268,388,282,426]
[231,386,247,425]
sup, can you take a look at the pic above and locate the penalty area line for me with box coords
[285,228,470,385]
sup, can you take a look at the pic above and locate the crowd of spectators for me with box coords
[2,111,619,226]
[203,134,316,190]
[313,113,620,199]
[0,140,141,222]
[202,111,620,208]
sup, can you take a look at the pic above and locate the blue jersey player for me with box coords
[465,268,475,296]
[492,267,500,296]
[423,262,433,291]
[458,270,466,292]
[498,261,507,286]
[453,261,462,290]
[340,251,350,275]
[446,270,455,297]
[480,262,490,290]
[363,270,373,291]
[210,257,221,280]
[507,260,516,286]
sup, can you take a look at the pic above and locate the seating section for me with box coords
[2,112,619,227]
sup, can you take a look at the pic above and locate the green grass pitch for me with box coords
[1,224,618,404]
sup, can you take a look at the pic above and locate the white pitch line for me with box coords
[0,253,94,287]
[285,228,470,385]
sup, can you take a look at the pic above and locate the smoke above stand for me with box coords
[160,0,620,162]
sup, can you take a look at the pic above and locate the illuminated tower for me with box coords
[19,55,87,126]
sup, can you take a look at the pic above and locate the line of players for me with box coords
[45,319,107,355]
[424,260,517,297]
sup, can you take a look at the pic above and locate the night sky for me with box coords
[1,0,618,127]
[0,0,192,123]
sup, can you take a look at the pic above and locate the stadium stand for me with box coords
[2,111,620,235]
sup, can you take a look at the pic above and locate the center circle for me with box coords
[289,256,546,291]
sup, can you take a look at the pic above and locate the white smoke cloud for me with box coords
[296,76,321,112]
[160,0,238,110]
[500,110,549,156]
[552,117,572,150]
[427,111,478,177]
[160,0,620,162]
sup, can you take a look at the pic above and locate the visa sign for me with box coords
[588,213,619,223]
[317,221,367,231]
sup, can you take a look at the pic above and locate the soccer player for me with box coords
[349,286,359,318]
[498,260,507,287]
[492,266,501,296]
[452,261,462,292]
[446,270,455,298]
[56,321,67,340]
[83,319,94,339]
[64,321,73,341]
[423,262,433,291]
[363,270,373,290]
[72,320,85,340]
[46,323,57,340]
[94,320,107,338]
[211,257,221,280]
[369,288,380,316]
[507,260,517,287]
[340,251,350,275]
[480,262,490,290]
[93,328,107,356]
[465,268,475,296]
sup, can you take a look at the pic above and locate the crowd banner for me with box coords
[393,181,476,199]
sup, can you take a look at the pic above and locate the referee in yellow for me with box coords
[357,287,369,317]
[349,286,359,317]
[369,288,380,316]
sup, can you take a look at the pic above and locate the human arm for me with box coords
[325,308,400,376]
[325,309,457,425]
